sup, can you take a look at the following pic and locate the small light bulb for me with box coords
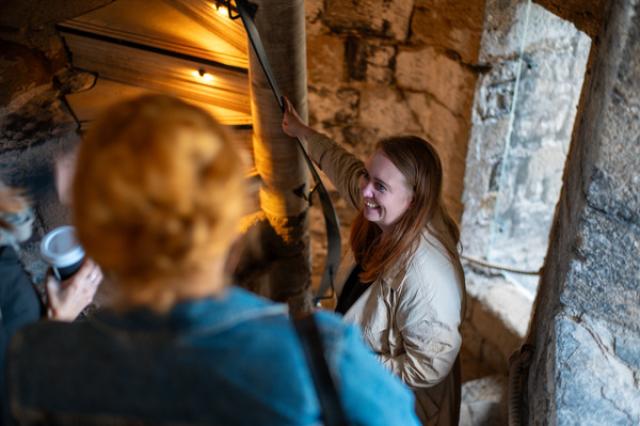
[192,69,214,83]
[217,6,228,16]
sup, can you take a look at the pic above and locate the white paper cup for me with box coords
[40,226,85,281]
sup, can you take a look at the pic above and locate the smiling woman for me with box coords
[283,99,466,426]
[360,151,414,230]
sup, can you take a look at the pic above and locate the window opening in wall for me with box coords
[459,0,591,380]
[485,3,590,296]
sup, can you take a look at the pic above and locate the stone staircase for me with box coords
[460,375,508,426]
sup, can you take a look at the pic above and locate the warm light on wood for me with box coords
[215,5,229,17]
[192,69,215,82]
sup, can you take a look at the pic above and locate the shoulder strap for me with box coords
[235,0,342,304]
[293,315,348,426]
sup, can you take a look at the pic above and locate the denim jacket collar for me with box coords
[88,286,289,337]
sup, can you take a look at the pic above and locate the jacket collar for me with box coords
[88,286,288,336]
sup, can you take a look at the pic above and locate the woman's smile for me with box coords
[364,199,380,209]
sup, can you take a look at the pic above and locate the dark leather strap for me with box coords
[293,315,349,426]
[234,0,342,304]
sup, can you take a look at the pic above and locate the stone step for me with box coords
[459,375,508,426]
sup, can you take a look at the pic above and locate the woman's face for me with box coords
[360,151,413,232]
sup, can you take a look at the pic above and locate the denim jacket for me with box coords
[6,286,419,425]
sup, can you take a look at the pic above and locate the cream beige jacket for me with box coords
[308,133,465,426]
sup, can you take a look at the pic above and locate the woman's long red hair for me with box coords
[350,136,461,283]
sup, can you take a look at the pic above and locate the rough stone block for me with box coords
[459,375,508,426]
[532,0,607,38]
[553,315,640,424]
[466,270,533,336]
[585,97,640,226]
[365,44,396,84]
[562,206,640,330]
[404,91,468,216]
[304,0,324,36]
[343,38,396,84]
[339,125,379,158]
[396,46,477,116]
[307,33,345,88]
[460,116,510,256]
[462,0,590,295]
[404,92,464,151]
[1,87,76,153]
[365,65,394,85]
[475,59,518,120]
[308,86,359,128]
[0,41,53,106]
[470,290,523,362]
[483,282,532,337]
[480,1,584,62]
[358,86,421,138]
[411,0,485,64]
[511,44,589,145]
[324,0,413,41]
[489,144,571,271]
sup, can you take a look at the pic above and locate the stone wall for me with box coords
[0,1,112,283]
[533,0,607,37]
[305,0,485,221]
[526,0,640,423]
[458,0,590,376]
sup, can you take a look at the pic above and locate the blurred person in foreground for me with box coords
[0,185,40,353]
[6,94,419,425]
[1,183,101,418]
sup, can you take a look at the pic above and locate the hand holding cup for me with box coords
[40,225,102,321]
[46,259,102,321]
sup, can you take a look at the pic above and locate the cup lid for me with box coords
[40,226,85,268]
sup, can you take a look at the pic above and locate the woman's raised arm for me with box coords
[282,97,365,210]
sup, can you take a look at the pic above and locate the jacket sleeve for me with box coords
[306,132,365,211]
[314,313,421,426]
[378,259,463,389]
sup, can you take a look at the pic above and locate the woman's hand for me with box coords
[46,259,103,321]
[281,96,316,139]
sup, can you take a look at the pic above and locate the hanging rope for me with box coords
[234,0,342,304]
[461,254,541,276]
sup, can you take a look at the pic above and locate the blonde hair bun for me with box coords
[73,95,245,296]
